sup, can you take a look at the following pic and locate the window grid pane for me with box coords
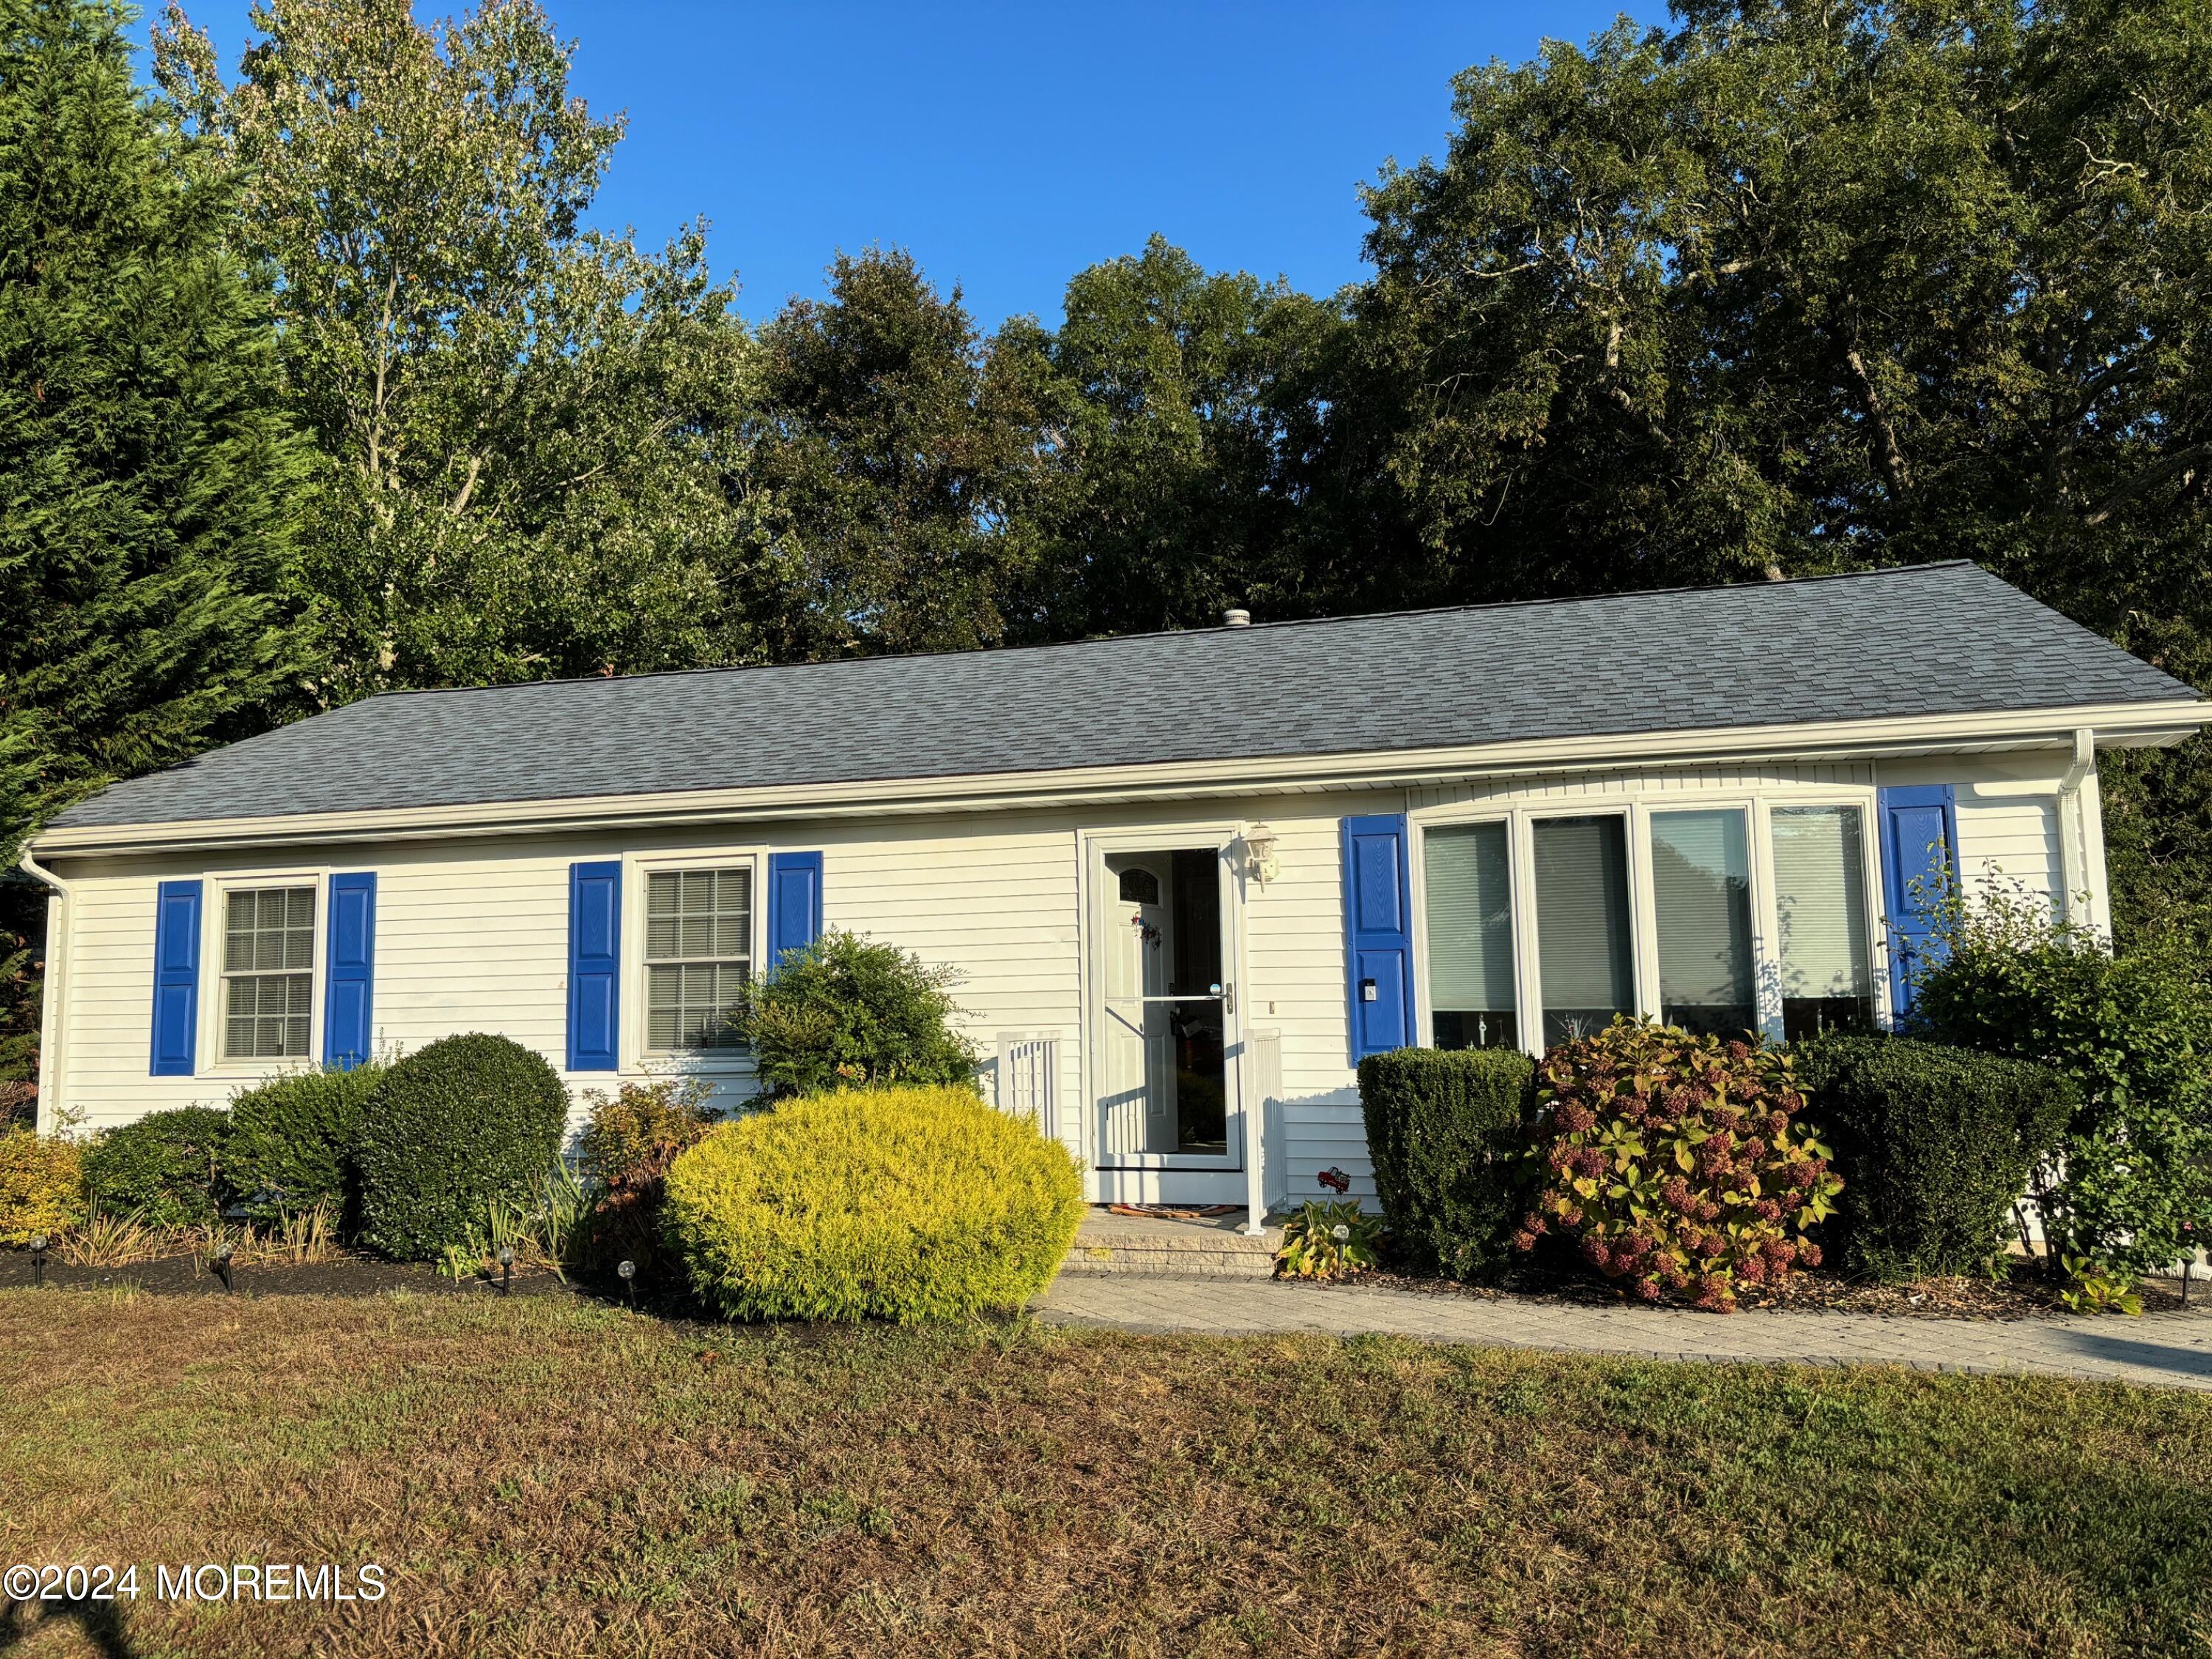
[644,867,752,1051]
[221,886,317,1059]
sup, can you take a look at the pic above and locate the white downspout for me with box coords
[15,847,72,1135]
[2056,726,2094,929]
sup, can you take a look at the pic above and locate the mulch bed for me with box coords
[1351,1256,2205,1321]
[0,1247,599,1301]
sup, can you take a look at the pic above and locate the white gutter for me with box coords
[15,849,72,1135]
[2056,726,2096,928]
[24,696,2212,861]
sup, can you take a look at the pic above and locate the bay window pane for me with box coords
[1651,810,1755,1038]
[1534,815,1635,1045]
[1772,805,1874,1040]
[1422,821,1517,1050]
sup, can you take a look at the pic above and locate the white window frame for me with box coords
[198,867,328,1078]
[1411,782,1888,1055]
[622,846,765,1071]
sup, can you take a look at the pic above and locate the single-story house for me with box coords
[21,562,2211,1219]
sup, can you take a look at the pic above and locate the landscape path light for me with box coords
[209,1238,234,1294]
[617,1257,637,1310]
[29,1234,46,1289]
[498,1245,515,1297]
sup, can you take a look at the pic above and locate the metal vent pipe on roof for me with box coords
[1222,608,1251,628]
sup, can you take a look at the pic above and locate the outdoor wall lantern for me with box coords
[498,1245,515,1297]
[29,1234,46,1289]
[1238,822,1280,887]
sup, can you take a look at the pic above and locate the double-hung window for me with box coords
[644,868,753,1052]
[222,886,316,1060]
[1422,821,1517,1049]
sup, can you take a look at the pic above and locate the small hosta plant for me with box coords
[1517,1019,1842,1310]
[1276,1199,1382,1280]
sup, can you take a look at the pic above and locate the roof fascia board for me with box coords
[33,697,2212,858]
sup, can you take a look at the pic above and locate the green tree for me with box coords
[0,0,312,1079]
[1029,235,1337,635]
[745,248,1062,659]
[153,0,769,698]
[1330,0,2212,942]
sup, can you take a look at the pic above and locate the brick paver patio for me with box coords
[1036,1272,2212,1391]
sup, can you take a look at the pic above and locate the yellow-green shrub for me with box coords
[0,1130,85,1245]
[664,1085,1085,1322]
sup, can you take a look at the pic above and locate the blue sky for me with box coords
[140,1,1652,329]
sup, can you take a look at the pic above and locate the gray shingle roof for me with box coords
[49,562,2199,830]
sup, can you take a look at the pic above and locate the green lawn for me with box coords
[1,1288,2208,1657]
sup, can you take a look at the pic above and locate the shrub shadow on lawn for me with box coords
[1,1594,135,1659]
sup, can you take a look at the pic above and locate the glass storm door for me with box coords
[1091,844,1242,1194]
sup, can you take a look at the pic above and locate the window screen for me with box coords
[1772,806,1874,1040]
[1422,821,1517,1049]
[646,868,752,1051]
[223,886,315,1059]
[1650,810,1756,1038]
[1533,816,1635,1045]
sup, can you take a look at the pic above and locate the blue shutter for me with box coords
[1878,785,1957,1023]
[567,860,622,1072]
[150,880,202,1077]
[322,873,377,1071]
[1341,815,1415,1061]
[768,851,824,969]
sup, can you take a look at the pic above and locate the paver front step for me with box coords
[1062,1209,1283,1277]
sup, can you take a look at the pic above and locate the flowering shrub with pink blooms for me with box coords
[1516,1019,1842,1310]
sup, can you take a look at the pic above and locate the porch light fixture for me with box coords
[1238,823,1280,887]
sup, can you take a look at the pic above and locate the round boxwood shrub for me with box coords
[224,1062,386,1231]
[1359,1046,1534,1281]
[79,1107,232,1228]
[356,1034,568,1260]
[664,1085,1085,1321]
[1794,1034,2076,1281]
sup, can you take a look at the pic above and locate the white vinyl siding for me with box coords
[221,886,316,1059]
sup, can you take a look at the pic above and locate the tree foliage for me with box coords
[153,0,766,697]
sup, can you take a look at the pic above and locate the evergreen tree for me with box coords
[0,0,312,1079]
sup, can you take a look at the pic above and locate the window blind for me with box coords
[1423,821,1517,1046]
[1533,815,1635,1042]
[1650,810,1754,1035]
[1772,807,1872,999]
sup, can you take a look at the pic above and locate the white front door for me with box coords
[1088,840,1244,1205]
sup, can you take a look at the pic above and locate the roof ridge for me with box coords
[357,560,1984,703]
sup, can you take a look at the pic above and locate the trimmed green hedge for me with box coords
[224,1062,386,1229]
[1795,1034,2076,1281]
[79,1107,232,1228]
[664,1085,1085,1321]
[1358,1046,1534,1281]
[356,1034,568,1259]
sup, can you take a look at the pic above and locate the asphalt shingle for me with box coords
[50,562,2197,830]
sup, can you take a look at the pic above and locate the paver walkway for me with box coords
[1037,1273,2212,1391]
